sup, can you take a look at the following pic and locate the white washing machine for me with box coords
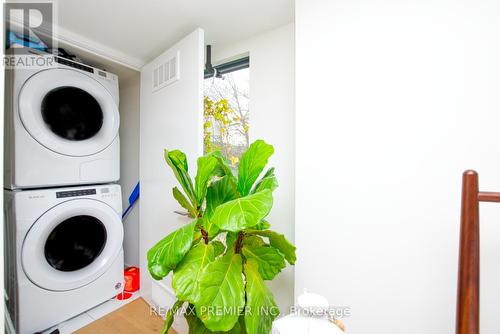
[4,48,120,189]
[4,184,124,334]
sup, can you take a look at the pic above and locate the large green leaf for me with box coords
[204,175,239,237]
[195,250,245,331]
[165,149,197,206]
[172,242,215,303]
[211,190,273,232]
[173,186,196,217]
[147,220,196,280]
[244,259,279,334]
[252,167,278,194]
[235,316,247,334]
[212,241,226,257]
[241,244,285,280]
[254,219,271,231]
[162,300,183,334]
[195,155,220,204]
[185,311,246,334]
[250,230,296,265]
[198,217,218,240]
[226,232,239,249]
[207,151,238,185]
[237,140,274,196]
[185,312,213,334]
[206,176,239,217]
[242,235,266,248]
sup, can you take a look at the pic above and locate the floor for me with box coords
[41,293,179,334]
[75,298,177,334]
[42,292,143,333]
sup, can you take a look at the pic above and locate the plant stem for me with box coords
[200,228,209,244]
[235,231,244,253]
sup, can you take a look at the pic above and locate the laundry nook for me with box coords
[3,1,500,334]
[4,42,126,334]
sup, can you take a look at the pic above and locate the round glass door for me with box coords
[45,215,107,272]
[18,68,119,157]
[22,199,123,291]
[41,87,104,141]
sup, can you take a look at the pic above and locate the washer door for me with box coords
[22,199,123,291]
[18,68,119,157]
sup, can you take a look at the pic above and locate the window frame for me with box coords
[204,56,249,79]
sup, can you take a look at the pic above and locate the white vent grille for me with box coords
[152,51,180,92]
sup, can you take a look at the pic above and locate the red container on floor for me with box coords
[124,266,140,292]
[116,292,133,300]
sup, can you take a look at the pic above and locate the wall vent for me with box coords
[152,51,180,92]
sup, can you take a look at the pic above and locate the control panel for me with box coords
[56,189,96,198]
[54,56,118,82]
[55,56,94,73]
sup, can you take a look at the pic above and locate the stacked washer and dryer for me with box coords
[4,48,125,334]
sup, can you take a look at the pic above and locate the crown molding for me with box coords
[8,16,145,70]
[53,26,145,70]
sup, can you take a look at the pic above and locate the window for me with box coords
[204,57,249,167]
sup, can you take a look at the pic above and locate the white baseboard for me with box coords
[151,280,188,334]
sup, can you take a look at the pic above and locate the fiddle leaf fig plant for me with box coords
[148,139,296,334]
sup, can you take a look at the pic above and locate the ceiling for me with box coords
[54,0,294,69]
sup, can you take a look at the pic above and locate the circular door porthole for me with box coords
[18,68,119,157]
[41,87,104,141]
[44,215,107,272]
[22,199,123,291]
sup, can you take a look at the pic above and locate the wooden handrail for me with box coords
[478,192,500,203]
[456,170,480,334]
[456,170,500,334]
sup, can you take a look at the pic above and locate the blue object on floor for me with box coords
[122,182,140,218]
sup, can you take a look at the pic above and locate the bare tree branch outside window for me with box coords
[204,67,249,167]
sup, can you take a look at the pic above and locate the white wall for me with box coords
[119,73,141,267]
[212,23,295,314]
[139,29,204,306]
[296,1,500,333]
[1,3,5,329]
[59,39,143,269]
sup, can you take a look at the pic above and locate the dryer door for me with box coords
[22,199,123,291]
[18,68,119,157]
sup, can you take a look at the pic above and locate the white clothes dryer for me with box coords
[4,48,120,189]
